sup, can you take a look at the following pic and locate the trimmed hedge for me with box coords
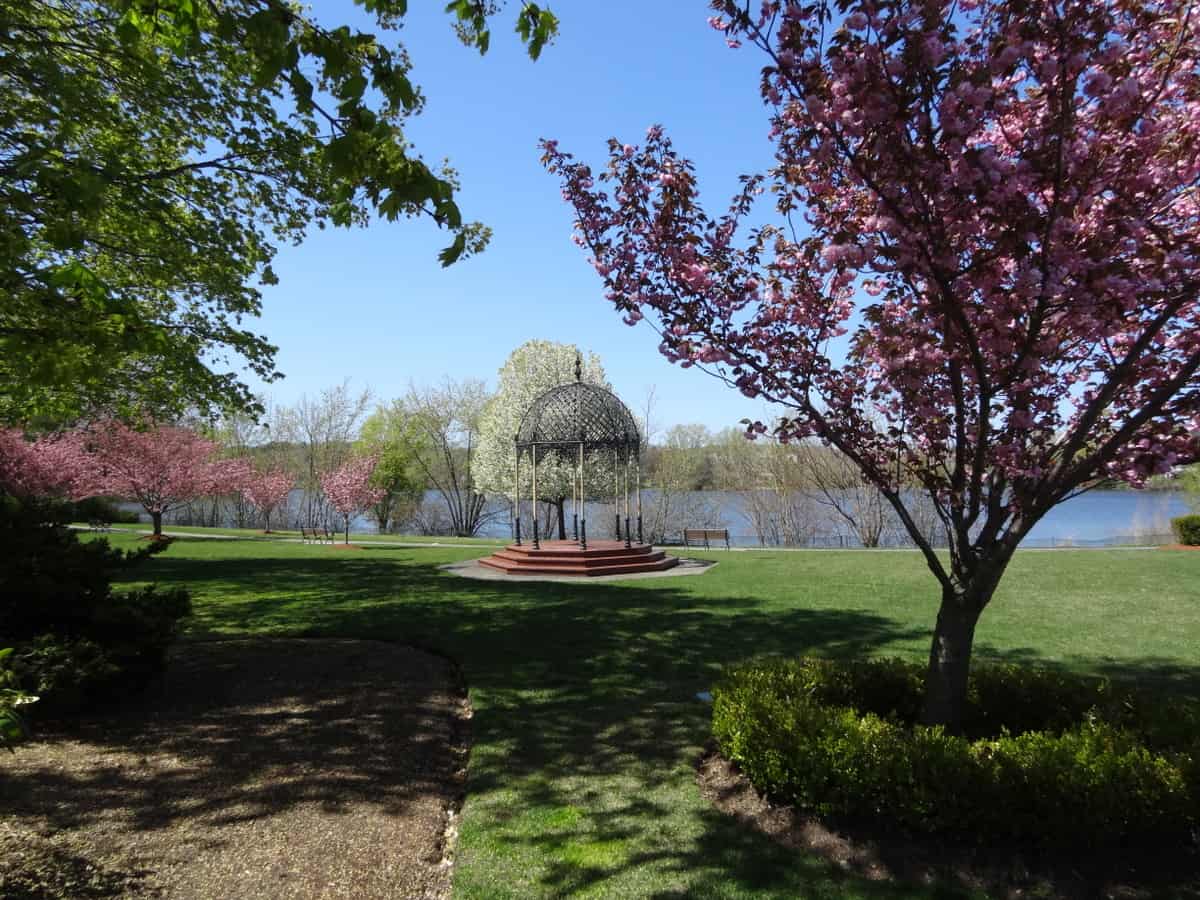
[1172,514,1200,545]
[712,657,1199,847]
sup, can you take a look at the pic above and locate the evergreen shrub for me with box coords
[1171,514,1200,545]
[711,657,1198,847]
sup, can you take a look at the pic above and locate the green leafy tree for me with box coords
[0,0,557,424]
[356,405,425,533]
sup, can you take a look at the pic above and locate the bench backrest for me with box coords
[684,528,728,538]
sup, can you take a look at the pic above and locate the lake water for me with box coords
[158,488,1192,548]
[470,488,1192,548]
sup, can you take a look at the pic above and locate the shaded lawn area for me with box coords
[80,522,507,545]
[100,535,1200,898]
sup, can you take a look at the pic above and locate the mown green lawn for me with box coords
[81,521,508,545]
[101,533,1200,898]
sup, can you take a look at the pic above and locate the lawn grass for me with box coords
[96,533,1200,897]
[80,521,507,545]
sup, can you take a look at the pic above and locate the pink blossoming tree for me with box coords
[76,423,250,538]
[242,468,295,533]
[544,0,1200,728]
[0,430,90,500]
[320,455,384,544]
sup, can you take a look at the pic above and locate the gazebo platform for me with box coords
[478,539,679,577]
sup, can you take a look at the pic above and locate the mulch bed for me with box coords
[0,639,470,899]
[697,747,1200,900]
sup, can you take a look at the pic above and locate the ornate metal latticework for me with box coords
[515,380,640,459]
[512,354,644,549]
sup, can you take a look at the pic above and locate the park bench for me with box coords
[300,525,332,544]
[683,528,730,550]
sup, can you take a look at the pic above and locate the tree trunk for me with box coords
[344,514,350,545]
[151,510,163,538]
[921,587,985,730]
[555,498,566,539]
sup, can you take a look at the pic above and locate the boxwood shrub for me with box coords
[1172,514,1200,545]
[711,657,1198,847]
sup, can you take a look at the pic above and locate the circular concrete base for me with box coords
[440,555,716,583]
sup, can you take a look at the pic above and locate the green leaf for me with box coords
[340,73,368,102]
[438,232,467,267]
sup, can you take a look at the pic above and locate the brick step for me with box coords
[478,555,680,577]
[487,549,668,570]
[500,540,656,559]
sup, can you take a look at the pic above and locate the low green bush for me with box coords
[712,657,1198,847]
[0,648,38,750]
[0,497,191,712]
[1171,514,1200,545]
[9,636,119,712]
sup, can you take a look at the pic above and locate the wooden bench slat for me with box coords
[682,528,730,549]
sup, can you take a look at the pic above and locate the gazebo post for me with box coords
[513,444,521,545]
[613,449,621,541]
[624,449,631,549]
[532,444,540,549]
[578,441,587,550]
[636,457,643,545]
[572,445,579,542]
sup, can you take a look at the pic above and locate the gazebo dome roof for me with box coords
[515,380,640,455]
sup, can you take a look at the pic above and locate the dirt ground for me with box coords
[697,748,1200,900]
[0,639,470,899]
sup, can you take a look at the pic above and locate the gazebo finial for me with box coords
[574,351,582,382]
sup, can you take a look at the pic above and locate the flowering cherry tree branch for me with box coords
[72,422,250,537]
[543,0,1200,727]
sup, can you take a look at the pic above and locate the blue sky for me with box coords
[246,0,782,434]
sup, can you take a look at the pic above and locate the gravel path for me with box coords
[0,639,469,899]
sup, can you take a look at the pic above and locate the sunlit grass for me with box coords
[97,533,1200,897]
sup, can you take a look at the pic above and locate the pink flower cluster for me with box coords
[242,468,294,530]
[0,429,88,499]
[320,455,384,540]
[1,422,252,534]
[78,422,252,520]
[543,0,1200,555]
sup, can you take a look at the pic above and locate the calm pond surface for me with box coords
[158,487,1192,548]
[474,488,1192,548]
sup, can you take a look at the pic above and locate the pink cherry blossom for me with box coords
[72,421,247,537]
[320,455,384,543]
[242,467,295,532]
[0,429,90,499]
[543,0,1200,726]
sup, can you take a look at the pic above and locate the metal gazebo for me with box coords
[513,358,642,550]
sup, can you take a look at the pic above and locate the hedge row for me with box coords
[712,657,1199,847]
[1172,514,1200,545]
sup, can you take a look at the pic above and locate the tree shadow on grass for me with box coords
[976,643,1200,695]
[70,547,1200,898]
[1,638,465,898]
[122,552,954,896]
